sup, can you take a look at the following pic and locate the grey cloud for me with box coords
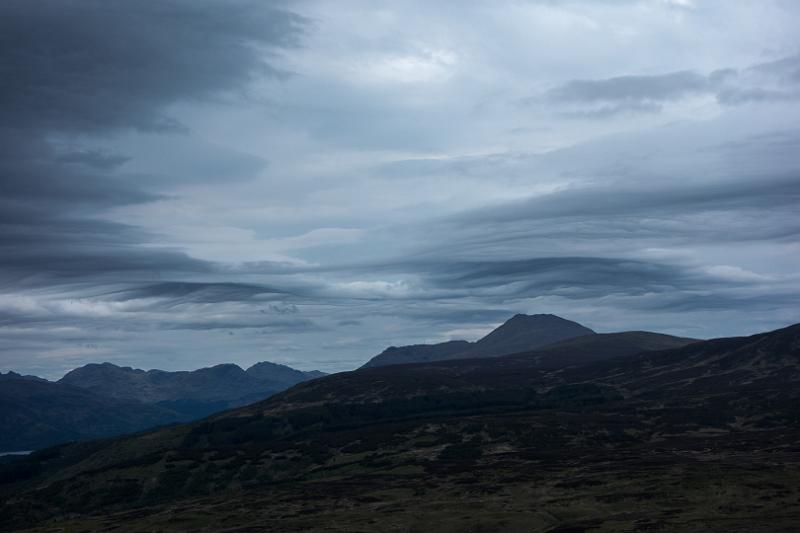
[546,70,714,104]
[422,257,697,298]
[398,308,518,325]
[714,54,800,105]
[637,291,800,314]
[55,150,131,171]
[354,255,797,321]
[161,317,320,332]
[0,0,306,133]
[107,282,287,305]
[537,54,800,116]
[560,101,663,119]
[751,53,800,85]
[0,1,307,293]
[716,87,800,105]
[336,319,362,327]
[455,173,800,227]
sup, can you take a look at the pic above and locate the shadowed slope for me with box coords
[0,375,182,452]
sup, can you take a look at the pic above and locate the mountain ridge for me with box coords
[59,360,326,408]
[1,360,326,453]
[362,313,596,368]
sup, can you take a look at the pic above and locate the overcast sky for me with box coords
[1,0,799,379]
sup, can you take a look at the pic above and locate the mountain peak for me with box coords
[506,313,580,324]
[466,313,595,358]
[246,361,327,386]
[362,313,595,368]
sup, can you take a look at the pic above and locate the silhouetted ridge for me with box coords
[362,313,595,368]
[0,360,327,452]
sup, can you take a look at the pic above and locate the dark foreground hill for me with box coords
[2,324,800,531]
[362,313,596,367]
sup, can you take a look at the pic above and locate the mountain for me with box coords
[0,373,181,453]
[246,361,327,388]
[363,340,472,368]
[2,323,798,531]
[461,313,596,358]
[0,361,326,453]
[362,313,595,367]
[59,361,326,419]
[0,371,47,383]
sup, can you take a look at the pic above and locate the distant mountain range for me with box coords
[362,313,692,368]
[0,372,181,452]
[2,321,797,531]
[59,361,325,417]
[0,361,325,452]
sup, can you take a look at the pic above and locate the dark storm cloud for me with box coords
[0,1,307,289]
[0,0,305,133]
[0,136,155,212]
[55,150,131,171]
[0,245,212,288]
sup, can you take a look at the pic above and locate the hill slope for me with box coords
[506,330,698,369]
[2,324,798,531]
[363,313,595,368]
[0,374,182,452]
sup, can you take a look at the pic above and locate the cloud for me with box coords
[535,53,800,117]
[106,282,288,305]
[0,0,306,133]
[455,173,800,226]
[2,1,800,377]
[546,70,714,104]
[751,53,800,85]
[0,1,307,289]
[394,257,703,301]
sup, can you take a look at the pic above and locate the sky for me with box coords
[1,0,799,379]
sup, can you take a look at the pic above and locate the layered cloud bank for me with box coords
[1,0,798,378]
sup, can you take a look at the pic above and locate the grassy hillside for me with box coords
[2,324,799,531]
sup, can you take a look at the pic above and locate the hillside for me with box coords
[0,374,181,453]
[1,323,798,531]
[505,330,699,368]
[363,313,595,368]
